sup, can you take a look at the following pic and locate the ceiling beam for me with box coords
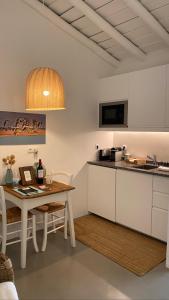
[23,0,119,67]
[124,0,169,48]
[69,0,146,60]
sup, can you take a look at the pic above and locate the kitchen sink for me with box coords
[133,164,157,170]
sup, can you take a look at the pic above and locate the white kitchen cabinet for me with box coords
[152,208,168,242]
[152,176,169,241]
[88,165,116,221]
[116,169,153,234]
[99,65,167,129]
[129,65,166,128]
[99,73,129,102]
[153,192,169,210]
[88,164,169,242]
[153,176,169,194]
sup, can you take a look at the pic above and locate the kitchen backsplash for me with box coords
[114,132,169,162]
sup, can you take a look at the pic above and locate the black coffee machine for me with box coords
[98,149,111,161]
[98,147,123,162]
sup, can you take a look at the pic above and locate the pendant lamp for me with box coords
[26,67,65,111]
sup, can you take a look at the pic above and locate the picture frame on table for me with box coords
[19,166,36,186]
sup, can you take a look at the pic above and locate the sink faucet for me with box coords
[147,154,157,165]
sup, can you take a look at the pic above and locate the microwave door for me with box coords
[99,101,128,128]
[102,105,124,125]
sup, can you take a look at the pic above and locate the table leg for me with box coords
[166,256,169,268]
[67,193,76,247]
[21,207,28,269]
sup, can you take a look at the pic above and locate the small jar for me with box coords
[124,153,131,161]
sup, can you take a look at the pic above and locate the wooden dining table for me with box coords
[4,181,76,269]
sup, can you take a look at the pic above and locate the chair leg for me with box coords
[1,222,7,254]
[64,205,68,240]
[32,215,39,253]
[52,215,57,233]
[27,221,32,238]
[41,213,48,252]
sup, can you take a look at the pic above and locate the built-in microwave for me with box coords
[99,100,128,128]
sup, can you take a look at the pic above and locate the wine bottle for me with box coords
[37,159,44,184]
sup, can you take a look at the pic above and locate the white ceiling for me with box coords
[37,0,169,69]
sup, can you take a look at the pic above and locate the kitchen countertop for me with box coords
[88,160,169,178]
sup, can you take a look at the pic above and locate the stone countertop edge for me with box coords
[87,161,169,178]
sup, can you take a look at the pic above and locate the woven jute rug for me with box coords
[74,214,166,276]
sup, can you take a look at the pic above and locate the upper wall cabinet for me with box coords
[129,66,166,128]
[99,73,129,102]
[99,64,168,130]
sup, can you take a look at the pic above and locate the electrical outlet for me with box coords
[28,148,33,153]
[28,148,38,154]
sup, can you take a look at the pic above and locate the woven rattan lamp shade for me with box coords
[26,67,65,111]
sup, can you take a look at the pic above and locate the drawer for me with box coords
[153,192,169,211]
[152,207,168,242]
[153,176,169,194]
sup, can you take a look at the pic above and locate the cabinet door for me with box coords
[116,170,152,234]
[129,65,166,128]
[153,192,169,211]
[99,73,129,102]
[88,165,116,221]
[153,176,169,194]
[152,207,168,242]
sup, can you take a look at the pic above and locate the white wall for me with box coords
[0,0,114,217]
[114,132,169,162]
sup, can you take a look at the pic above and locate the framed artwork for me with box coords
[0,111,46,145]
[19,166,36,186]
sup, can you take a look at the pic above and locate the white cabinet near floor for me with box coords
[152,176,169,241]
[88,165,116,221]
[128,65,166,128]
[152,208,168,242]
[116,170,153,234]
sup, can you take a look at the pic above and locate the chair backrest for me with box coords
[0,186,7,227]
[52,172,73,185]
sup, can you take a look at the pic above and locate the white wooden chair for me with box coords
[0,186,39,254]
[35,172,73,252]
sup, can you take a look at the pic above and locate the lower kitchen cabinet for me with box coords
[152,207,168,242]
[152,176,169,241]
[116,169,153,235]
[88,165,116,221]
[88,164,169,242]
